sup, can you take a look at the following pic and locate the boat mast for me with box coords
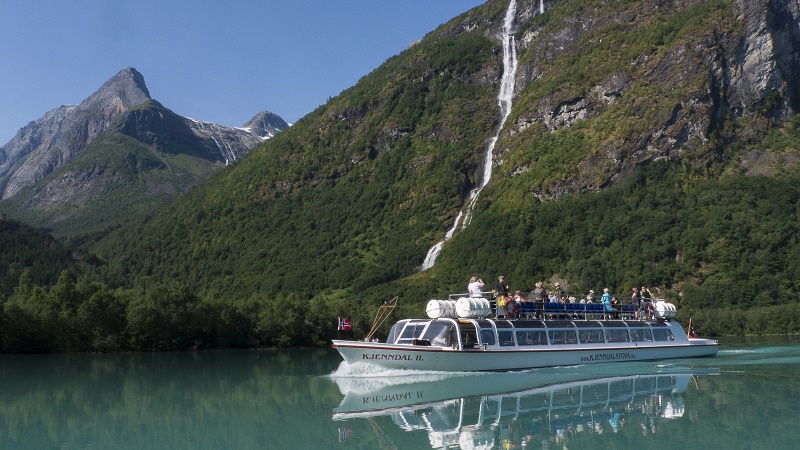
[365,296,399,341]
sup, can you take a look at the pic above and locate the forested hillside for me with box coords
[92,20,503,298]
[4,0,800,352]
[0,99,274,246]
[0,217,89,296]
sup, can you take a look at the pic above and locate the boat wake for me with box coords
[326,361,479,396]
[325,359,716,398]
[327,360,481,377]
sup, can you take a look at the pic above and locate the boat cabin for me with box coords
[386,318,677,351]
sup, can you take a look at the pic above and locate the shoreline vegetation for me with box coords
[1,268,799,353]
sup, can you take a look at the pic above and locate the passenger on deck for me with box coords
[533,282,547,318]
[553,283,564,302]
[494,276,509,315]
[611,296,621,317]
[468,276,485,298]
[586,290,596,303]
[641,286,654,319]
[601,288,613,317]
[631,287,642,319]
[496,276,509,297]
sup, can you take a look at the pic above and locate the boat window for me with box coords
[459,323,479,349]
[652,329,675,341]
[630,328,653,342]
[545,320,575,328]
[605,329,630,343]
[386,322,405,344]
[396,321,428,344]
[516,330,548,346]
[475,319,493,328]
[421,321,454,346]
[498,331,515,346]
[578,329,605,344]
[480,329,497,346]
[548,330,578,345]
[513,320,546,328]
[573,321,604,327]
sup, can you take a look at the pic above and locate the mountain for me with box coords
[4,0,800,351]
[241,111,290,139]
[0,68,288,242]
[0,68,151,200]
[32,0,796,339]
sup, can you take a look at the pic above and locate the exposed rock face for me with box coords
[185,118,264,164]
[0,67,288,200]
[242,111,290,139]
[495,0,800,197]
[0,68,151,199]
[115,102,267,165]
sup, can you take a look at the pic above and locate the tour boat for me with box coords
[331,295,718,372]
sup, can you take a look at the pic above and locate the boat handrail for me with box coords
[445,291,670,321]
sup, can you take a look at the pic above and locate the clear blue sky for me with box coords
[0,0,486,144]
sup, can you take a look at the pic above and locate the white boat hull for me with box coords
[332,338,718,372]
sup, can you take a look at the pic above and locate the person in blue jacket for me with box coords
[601,288,613,317]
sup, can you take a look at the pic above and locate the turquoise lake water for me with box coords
[1,336,798,449]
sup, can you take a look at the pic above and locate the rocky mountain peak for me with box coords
[242,110,290,139]
[79,67,151,115]
[0,67,287,201]
[0,67,155,199]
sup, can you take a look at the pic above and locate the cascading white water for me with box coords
[421,0,520,271]
[189,118,231,165]
[540,0,545,14]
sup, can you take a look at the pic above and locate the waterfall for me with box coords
[420,0,519,271]
[189,118,231,165]
[540,0,544,14]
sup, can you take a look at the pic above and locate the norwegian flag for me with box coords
[337,317,351,331]
[688,318,697,338]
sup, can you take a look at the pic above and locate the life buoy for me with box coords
[505,299,518,318]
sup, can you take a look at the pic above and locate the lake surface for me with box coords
[1,336,798,449]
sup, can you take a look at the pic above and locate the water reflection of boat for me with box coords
[331,365,718,449]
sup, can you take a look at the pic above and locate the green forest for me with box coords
[4,160,800,352]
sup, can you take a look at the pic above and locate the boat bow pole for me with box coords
[365,296,398,341]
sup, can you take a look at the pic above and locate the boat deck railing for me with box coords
[448,291,661,320]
